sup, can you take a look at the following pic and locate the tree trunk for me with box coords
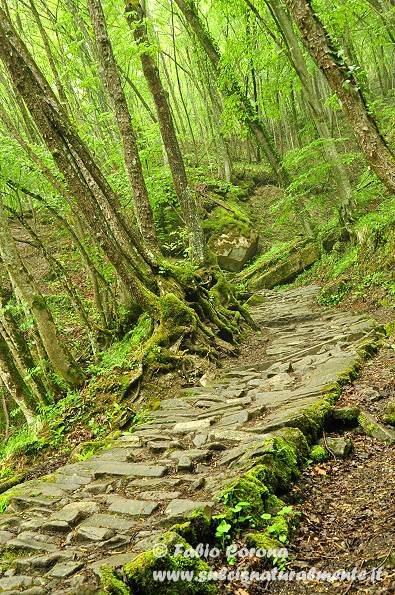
[261,0,355,228]
[0,200,84,388]
[284,0,395,193]
[124,0,206,265]
[173,0,289,186]
[0,329,37,422]
[88,0,157,248]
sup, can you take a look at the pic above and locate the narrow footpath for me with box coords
[0,286,390,594]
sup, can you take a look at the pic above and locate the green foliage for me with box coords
[88,313,152,375]
[0,420,46,463]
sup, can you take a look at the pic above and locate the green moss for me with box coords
[244,532,282,552]
[101,566,130,594]
[264,494,285,515]
[310,445,328,463]
[203,206,250,238]
[123,532,217,594]
[220,435,302,530]
[301,399,333,442]
[331,406,360,425]
[275,427,309,463]
[170,510,213,546]
[384,321,395,337]
[383,414,395,427]
[221,466,269,522]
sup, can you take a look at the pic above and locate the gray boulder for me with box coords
[211,228,258,272]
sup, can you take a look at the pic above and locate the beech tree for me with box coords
[284,0,395,193]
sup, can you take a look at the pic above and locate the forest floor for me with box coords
[223,344,395,595]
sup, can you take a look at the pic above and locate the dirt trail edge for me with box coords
[0,285,392,594]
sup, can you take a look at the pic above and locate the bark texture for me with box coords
[88,0,157,247]
[173,0,289,186]
[284,0,395,193]
[124,0,206,265]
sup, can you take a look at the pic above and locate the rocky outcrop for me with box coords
[238,239,320,290]
[209,227,259,272]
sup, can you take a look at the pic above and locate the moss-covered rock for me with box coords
[241,239,320,290]
[310,444,328,463]
[169,510,213,546]
[358,411,395,443]
[122,532,217,594]
[329,406,360,429]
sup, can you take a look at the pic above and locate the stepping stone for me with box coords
[193,434,208,447]
[147,441,180,452]
[117,434,141,445]
[88,552,137,576]
[177,456,193,471]
[318,437,353,458]
[50,501,99,525]
[173,419,213,433]
[42,520,70,532]
[84,480,113,495]
[358,412,395,443]
[80,513,135,532]
[0,515,20,529]
[216,411,249,427]
[48,561,84,578]
[197,405,242,419]
[91,462,168,479]
[0,530,13,545]
[169,449,209,463]
[139,491,181,501]
[75,525,114,542]
[225,396,252,406]
[93,448,134,462]
[9,495,61,511]
[15,552,72,572]
[210,429,269,443]
[164,499,214,521]
[0,576,43,591]
[7,531,59,553]
[107,496,159,516]
[128,478,181,488]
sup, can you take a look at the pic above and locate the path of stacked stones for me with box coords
[0,286,377,594]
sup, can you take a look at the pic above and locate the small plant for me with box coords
[214,518,232,549]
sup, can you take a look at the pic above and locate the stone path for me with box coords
[0,286,377,594]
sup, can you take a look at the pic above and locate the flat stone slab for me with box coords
[91,462,168,479]
[107,496,159,516]
[173,419,213,433]
[48,561,84,578]
[0,529,13,544]
[7,531,59,553]
[50,501,99,525]
[75,525,114,542]
[164,499,214,520]
[138,491,181,501]
[80,513,135,531]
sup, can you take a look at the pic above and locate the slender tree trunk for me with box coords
[0,201,84,388]
[124,0,206,265]
[173,0,289,186]
[284,0,395,193]
[0,329,37,422]
[0,291,47,405]
[88,0,157,248]
[261,0,355,227]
